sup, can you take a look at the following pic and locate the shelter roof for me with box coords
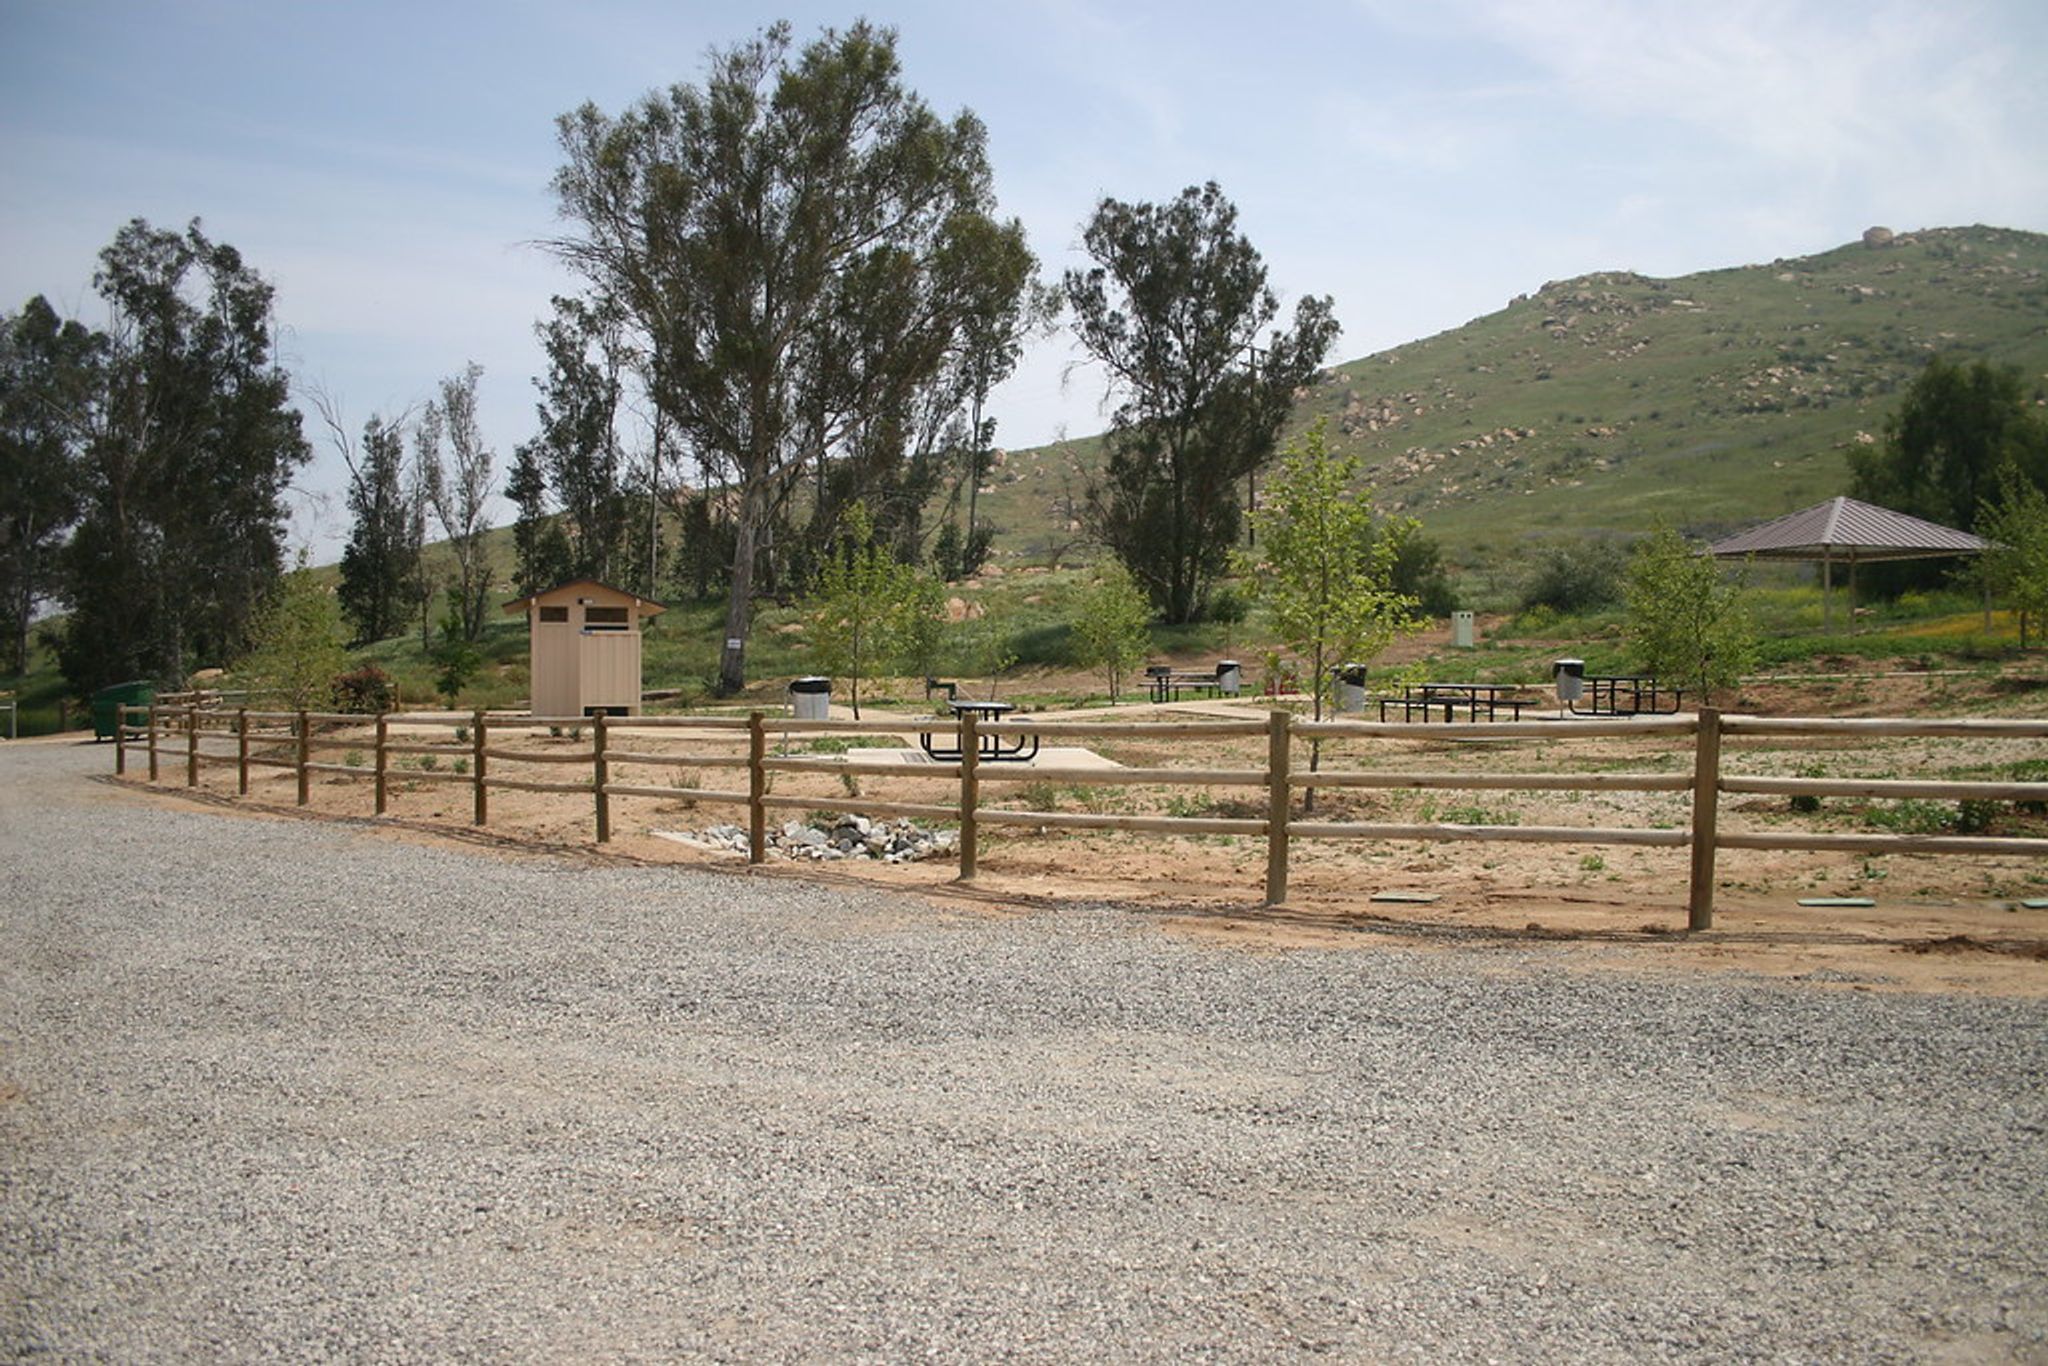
[1706,496,1988,563]
[502,578,668,615]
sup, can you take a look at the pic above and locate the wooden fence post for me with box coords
[1265,709,1292,906]
[373,713,389,815]
[237,707,250,795]
[114,707,127,775]
[186,704,199,787]
[958,709,980,881]
[147,705,159,782]
[593,712,611,843]
[747,711,767,864]
[296,710,311,806]
[1686,707,1722,931]
[471,710,488,826]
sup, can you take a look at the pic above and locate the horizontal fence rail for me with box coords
[113,703,2048,931]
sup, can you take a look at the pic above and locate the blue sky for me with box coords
[4,0,2045,559]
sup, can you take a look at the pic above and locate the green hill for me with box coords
[979,225,2048,589]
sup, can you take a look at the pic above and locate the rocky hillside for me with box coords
[981,225,2048,581]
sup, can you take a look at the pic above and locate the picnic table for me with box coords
[919,699,1040,763]
[1146,665,1222,703]
[1570,674,1685,716]
[1379,682,1529,723]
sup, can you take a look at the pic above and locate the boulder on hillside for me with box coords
[1863,226,1895,248]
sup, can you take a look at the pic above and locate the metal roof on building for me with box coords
[1706,496,1988,563]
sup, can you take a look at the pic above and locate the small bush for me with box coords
[1519,541,1629,615]
[1953,799,2001,835]
[333,664,396,715]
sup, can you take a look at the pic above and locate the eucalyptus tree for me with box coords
[1066,181,1337,623]
[0,296,100,675]
[60,219,308,691]
[530,295,629,585]
[335,410,420,645]
[548,20,1035,694]
[419,363,494,642]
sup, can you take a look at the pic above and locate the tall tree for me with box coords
[335,410,419,645]
[505,438,572,598]
[548,20,1034,694]
[1066,182,1338,624]
[1852,357,2048,533]
[420,363,495,642]
[0,297,101,675]
[59,219,309,692]
[531,295,629,584]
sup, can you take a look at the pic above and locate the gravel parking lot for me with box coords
[4,739,2045,1361]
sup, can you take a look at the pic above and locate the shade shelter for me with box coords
[504,579,667,716]
[1706,496,1987,630]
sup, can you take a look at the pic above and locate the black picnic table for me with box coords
[1379,682,1529,723]
[1146,665,1223,703]
[1571,674,1685,716]
[919,699,1040,762]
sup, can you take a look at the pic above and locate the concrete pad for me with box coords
[846,745,1123,770]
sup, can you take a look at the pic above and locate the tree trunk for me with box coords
[717,483,768,695]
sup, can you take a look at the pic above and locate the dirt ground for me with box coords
[94,648,2048,998]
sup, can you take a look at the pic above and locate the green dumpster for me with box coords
[92,680,155,742]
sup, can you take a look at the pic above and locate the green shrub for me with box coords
[1519,540,1629,614]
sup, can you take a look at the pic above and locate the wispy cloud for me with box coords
[1452,0,2047,220]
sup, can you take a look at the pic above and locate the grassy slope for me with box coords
[985,225,2048,593]
[12,227,2044,730]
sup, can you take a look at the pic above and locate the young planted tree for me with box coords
[1240,422,1418,722]
[1975,475,2048,647]
[549,21,1035,695]
[1622,525,1758,707]
[1066,181,1338,623]
[1239,421,1419,806]
[0,297,100,676]
[420,364,494,642]
[1070,562,1153,703]
[803,502,914,720]
[233,558,349,711]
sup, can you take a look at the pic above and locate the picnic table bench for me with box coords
[919,698,1040,763]
[1379,682,1529,723]
[1570,674,1685,716]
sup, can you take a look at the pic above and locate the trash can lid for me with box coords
[1552,657,1584,674]
[789,675,831,693]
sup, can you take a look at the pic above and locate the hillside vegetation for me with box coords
[978,225,2048,588]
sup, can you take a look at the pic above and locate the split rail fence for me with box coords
[116,703,2048,930]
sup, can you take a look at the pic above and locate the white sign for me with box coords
[725,638,743,651]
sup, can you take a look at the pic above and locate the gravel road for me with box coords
[4,739,2045,1361]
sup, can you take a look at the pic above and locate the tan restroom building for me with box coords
[504,579,666,717]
